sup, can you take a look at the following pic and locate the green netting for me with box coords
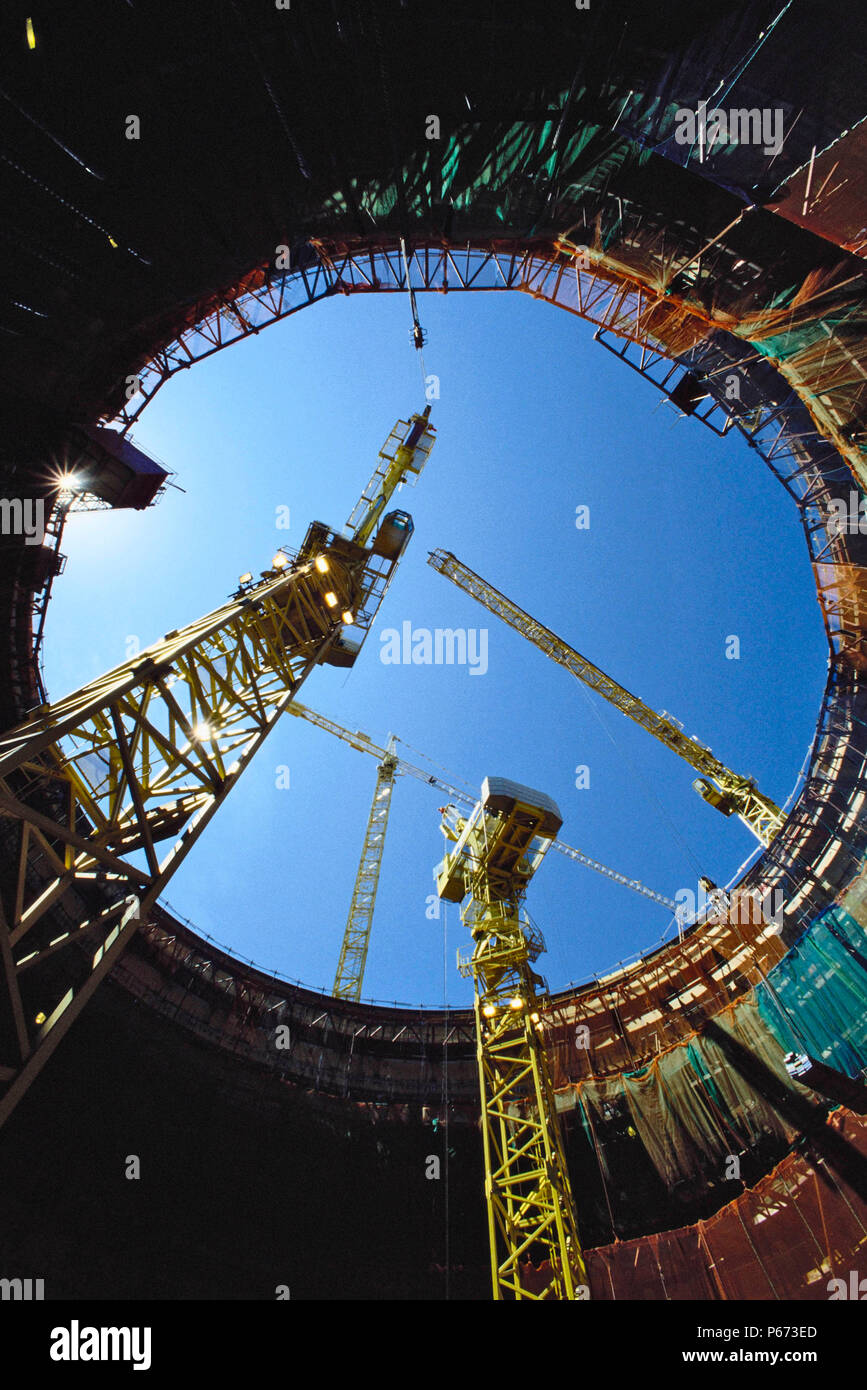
[351,93,646,233]
[574,995,808,1191]
[622,1000,803,1188]
[686,1008,797,1152]
[621,1048,733,1187]
[745,305,867,364]
[572,904,867,1201]
[330,90,867,491]
[757,905,867,1077]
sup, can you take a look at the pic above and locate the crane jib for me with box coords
[426,548,784,847]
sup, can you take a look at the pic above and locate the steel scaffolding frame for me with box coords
[104,237,712,432]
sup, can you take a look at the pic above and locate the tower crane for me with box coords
[288,699,675,1001]
[290,703,676,898]
[436,776,587,1301]
[0,408,434,1129]
[427,550,787,848]
[331,739,398,1000]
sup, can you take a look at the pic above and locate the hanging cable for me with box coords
[571,675,706,881]
[362,0,428,398]
[393,732,474,798]
[441,897,450,1301]
[682,1,795,170]
[226,0,311,179]
[578,1084,619,1244]
[399,236,429,396]
[0,86,104,179]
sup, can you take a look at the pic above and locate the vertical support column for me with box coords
[461,901,587,1300]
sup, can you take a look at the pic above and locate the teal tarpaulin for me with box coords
[757,906,867,1078]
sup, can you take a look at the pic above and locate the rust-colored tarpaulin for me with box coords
[586,1108,867,1299]
[767,121,867,260]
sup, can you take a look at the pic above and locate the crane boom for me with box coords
[288,701,677,910]
[427,549,786,848]
[0,534,366,1130]
[347,406,436,546]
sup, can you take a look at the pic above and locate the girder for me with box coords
[106,235,723,435]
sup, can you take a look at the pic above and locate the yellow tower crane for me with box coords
[288,701,677,910]
[427,550,786,848]
[436,776,587,1301]
[288,699,677,1001]
[0,408,434,1129]
[347,404,435,547]
[332,741,398,1000]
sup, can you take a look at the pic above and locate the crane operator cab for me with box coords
[318,510,416,669]
[371,509,414,561]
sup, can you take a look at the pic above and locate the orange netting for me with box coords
[815,562,867,668]
[586,1108,867,1299]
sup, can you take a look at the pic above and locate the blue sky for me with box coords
[44,289,827,1006]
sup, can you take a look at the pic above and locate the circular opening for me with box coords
[43,285,828,1005]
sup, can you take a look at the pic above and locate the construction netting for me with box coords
[731,266,867,492]
[758,906,867,1076]
[555,226,867,491]
[571,995,811,1196]
[552,900,867,1256]
[586,1107,867,1300]
[376,89,867,489]
[815,563,867,671]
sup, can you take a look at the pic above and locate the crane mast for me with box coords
[0,547,354,1127]
[436,777,587,1300]
[427,549,786,848]
[332,744,398,1000]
